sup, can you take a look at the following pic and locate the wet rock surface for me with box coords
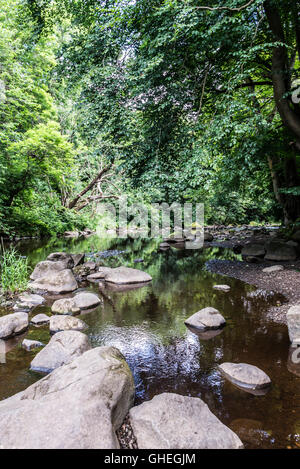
[0,312,28,340]
[185,307,226,330]
[219,362,272,391]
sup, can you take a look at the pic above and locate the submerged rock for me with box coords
[129,393,243,449]
[30,330,91,374]
[104,267,152,285]
[0,312,28,340]
[185,307,226,331]
[0,347,135,448]
[229,419,273,448]
[50,315,87,333]
[287,305,300,346]
[29,269,78,294]
[219,362,271,391]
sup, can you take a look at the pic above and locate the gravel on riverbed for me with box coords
[206,258,300,324]
[116,414,138,449]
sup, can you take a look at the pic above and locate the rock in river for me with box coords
[50,315,87,333]
[287,305,300,346]
[213,284,231,292]
[30,330,91,373]
[47,252,74,269]
[0,347,135,448]
[0,313,28,340]
[73,292,102,310]
[29,269,78,294]
[30,314,50,325]
[104,267,152,285]
[218,363,271,391]
[129,393,243,449]
[51,297,80,315]
[22,339,44,351]
[185,307,226,330]
[30,260,66,281]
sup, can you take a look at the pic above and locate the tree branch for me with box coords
[68,164,112,210]
[194,0,257,12]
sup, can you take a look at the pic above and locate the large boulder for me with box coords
[104,267,152,285]
[47,252,74,269]
[264,241,297,261]
[0,347,135,448]
[50,315,87,333]
[185,307,226,331]
[287,305,300,346]
[219,363,271,391]
[241,244,265,258]
[30,331,91,373]
[51,298,81,315]
[129,393,243,449]
[29,269,78,294]
[0,313,28,340]
[30,260,66,281]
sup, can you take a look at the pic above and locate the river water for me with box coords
[0,236,299,449]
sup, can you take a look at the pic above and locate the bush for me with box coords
[0,246,28,294]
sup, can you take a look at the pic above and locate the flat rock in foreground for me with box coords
[219,363,271,391]
[129,393,243,449]
[104,267,152,285]
[30,330,91,373]
[0,313,28,340]
[185,307,226,330]
[0,347,135,448]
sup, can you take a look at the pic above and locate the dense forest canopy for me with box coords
[1,0,300,237]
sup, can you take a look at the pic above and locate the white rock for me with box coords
[50,315,87,333]
[22,339,44,351]
[185,307,226,330]
[30,314,50,325]
[29,269,78,294]
[0,313,28,340]
[130,393,243,449]
[73,292,102,310]
[51,298,80,315]
[213,285,231,292]
[0,347,135,448]
[262,265,284,273]
[219,363,271,391]
[287,306,300,347]
[30,331,91,373]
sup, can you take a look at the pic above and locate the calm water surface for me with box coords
[0,236,299,449]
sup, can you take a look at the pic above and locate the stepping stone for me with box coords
[30,331,91,373]
[31,314,50,326]
[104,267,152,285]
[213,285,231,292]
[29,269,78,294]
[22,339,44,351]
[0,313,29,340]
[50,315,87,333]
[51,298,80,315]
[185,307,226,331]
[73,292,102,310]
[218,363,271,391]
[129,393,243,449]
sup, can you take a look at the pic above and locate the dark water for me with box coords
[0,236,299,449]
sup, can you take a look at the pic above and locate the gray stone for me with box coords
[29,269,78,294]
[87,267,113,282]
[31,314,50,325]
[0,347,134,448]
[30,331,91,373]
[219,363,271,391]
[51,298,80,315]
[18,293,45,307]
[286,305,300,346]
[73,292,102,310]
[241,244,265,258]
[262,265,284,273]
[47,252,74,269]
[213,285,231,292]
[22,339,44,351]
[264,241,297,261]
[30,261,66,281]
[129,393,243,449]
[71,253,85,267]
[50,315,87,333]
[0,313,28,340]
[185,307,226,330]
[104,267,152,285]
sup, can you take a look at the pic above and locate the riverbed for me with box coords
[0,236,299,449]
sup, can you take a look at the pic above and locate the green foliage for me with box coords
[0,246,28,293]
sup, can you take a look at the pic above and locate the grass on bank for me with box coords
[0,243,28,294]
